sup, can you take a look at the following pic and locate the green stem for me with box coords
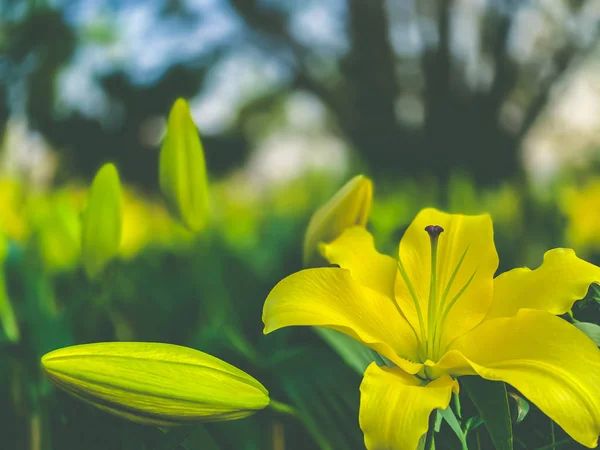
[453,392,462,420]
[424,410,437,450]
[269,399,299,418]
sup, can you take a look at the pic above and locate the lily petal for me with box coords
[397,208,498,348]
[487,249,600,319]
[321,226,397,299]
[443,309,600,448]
[359,362,456,450]
[263,268,421,373]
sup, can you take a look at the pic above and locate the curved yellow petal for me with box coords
[487,248,600,320]
[263,268,422,373]
[443,309,600,448]
[397,208,498,351]
[321,226,397,300]
[359,362,456,450]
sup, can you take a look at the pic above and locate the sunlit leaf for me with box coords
[574,321,600,346]
[439,406,468,450]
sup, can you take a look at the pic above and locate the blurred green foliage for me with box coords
[1,165,599,449]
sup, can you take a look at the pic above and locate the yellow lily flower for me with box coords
[263,208,600,450]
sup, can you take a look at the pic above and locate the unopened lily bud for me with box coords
[303,175,373,267]
[159,98,209,232]
[81,163,123,278]
[41,342,269,426]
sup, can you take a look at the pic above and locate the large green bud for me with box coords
[42,342,270,426]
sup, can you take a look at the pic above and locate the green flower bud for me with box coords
[81,163,123,278]
[160,98,209,232]
[41,342,269,426]
[303,175,373,267]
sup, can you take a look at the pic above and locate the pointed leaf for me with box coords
[439,406,468,450]
[314,327,377,374]
[463,377,513,450]
[0,234,18,343]
[574,322,600,346]
[508,392,530,423]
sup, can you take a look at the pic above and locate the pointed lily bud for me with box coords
[303,175,373,267]
[81,163,122,278]
[160,98,209,232]
[41,342,269,426]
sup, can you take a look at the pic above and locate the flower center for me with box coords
[397,224,477,369]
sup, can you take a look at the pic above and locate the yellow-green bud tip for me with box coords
[159,98,210,233]
[81,163,123,278]
[303,174,373,267]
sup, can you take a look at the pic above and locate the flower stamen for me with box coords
[397,259,427,349]
[425,225,444,360]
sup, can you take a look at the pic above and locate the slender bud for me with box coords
[303,175,373,267]
[41,342,269,426]
[81,163,123,278]
[159,98,209,232]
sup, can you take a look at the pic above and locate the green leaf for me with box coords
[465,416,484,434]
[574,322,600,346]
[160,98,209,232]
[313,327,377,374]
[0,267,19,343]
[439,406,468,450]
[508,392,530,423]
[463,377,513,450]
[0,234,18,343]
[581,283,600,306]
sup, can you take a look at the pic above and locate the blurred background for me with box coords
[1,0,600,449]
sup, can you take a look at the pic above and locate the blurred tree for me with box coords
[228,0,599,188]
[0,0,598,190]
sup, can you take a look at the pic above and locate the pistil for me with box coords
[425,225,443,360]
